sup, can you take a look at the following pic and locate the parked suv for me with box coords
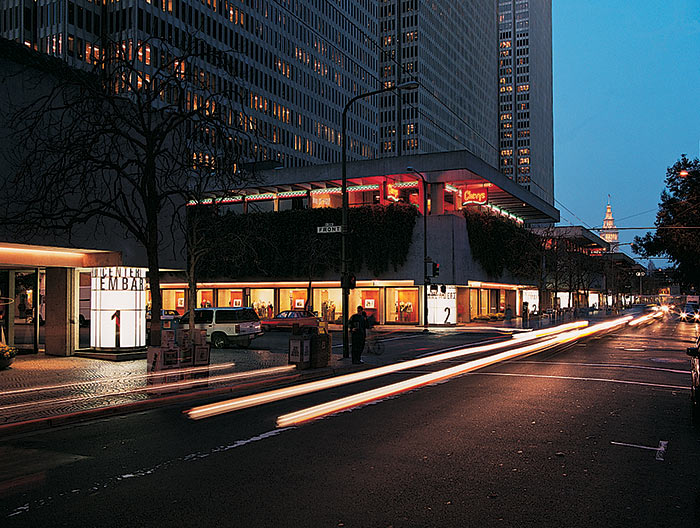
[180,307,263,349]
[688,335,700,423]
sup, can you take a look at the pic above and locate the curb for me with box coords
[0,362,364,439]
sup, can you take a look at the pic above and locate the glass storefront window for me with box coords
[217,289,244,308]
[251,288,274,318]
[162,289,186,314]
[279,288,308,312]
[78,271,92,348]
[197,289,214,308]
[313,288,341,323]
[348,288,381,325]
[13,270,45,348]
[479,289,489,315]
[386,287,418,324]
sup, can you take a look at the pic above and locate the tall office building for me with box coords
[0,0,379,167]
[497,0,553,205]
[378,0,499,166]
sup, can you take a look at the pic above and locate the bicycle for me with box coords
[365,331,384,355]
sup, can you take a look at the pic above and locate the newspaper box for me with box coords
[147,328,211,393]
[289,336,311,369]
[310,332,331,368]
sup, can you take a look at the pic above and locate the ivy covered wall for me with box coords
[198,204,418,280]
[463,209,541,280]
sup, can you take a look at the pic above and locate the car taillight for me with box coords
[234,324,240,333]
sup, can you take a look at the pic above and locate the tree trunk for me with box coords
[147,244,162,348]
[145,157,161,347]
[188,252,198,351]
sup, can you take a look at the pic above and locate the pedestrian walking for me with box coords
[349,305,367,364]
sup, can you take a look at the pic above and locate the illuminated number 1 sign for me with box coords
[90,267,147,350]
[111,310,120,348]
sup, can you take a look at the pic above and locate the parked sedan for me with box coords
[261,310,319,331]
[687,335,700,422]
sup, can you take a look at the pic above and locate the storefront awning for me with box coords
[248,150,559,224]
[0,242,121,268]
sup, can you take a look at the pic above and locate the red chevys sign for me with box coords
[462,187,488,205]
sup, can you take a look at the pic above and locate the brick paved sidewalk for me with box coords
[0,346,351,428]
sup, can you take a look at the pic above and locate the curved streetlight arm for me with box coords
[341,82,419,358]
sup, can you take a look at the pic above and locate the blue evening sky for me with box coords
[552,0,700,262]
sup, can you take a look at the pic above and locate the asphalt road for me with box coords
[1,316,698,527]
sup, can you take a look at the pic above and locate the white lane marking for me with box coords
[623,348,646,351]
[473,371,689,390]
[610,440,668,461]
[3,427,294,518]
[515,360,688,375]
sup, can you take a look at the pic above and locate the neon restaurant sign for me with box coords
[462,187,488,205]
[90,267,147,350]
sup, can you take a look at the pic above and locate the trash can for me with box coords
[289,335,311,369]
[310,332,331,368]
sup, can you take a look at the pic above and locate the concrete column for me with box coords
[45,267,76,356]
[430,182,445,215]
[6,271,15,346]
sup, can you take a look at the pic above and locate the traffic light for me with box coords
[432,262,440,277]
[343,274,356,290]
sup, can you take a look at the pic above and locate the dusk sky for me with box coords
[552,0,700,263]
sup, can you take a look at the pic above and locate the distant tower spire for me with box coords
[601,200,619,252]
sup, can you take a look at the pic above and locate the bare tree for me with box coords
[1,36,261,345]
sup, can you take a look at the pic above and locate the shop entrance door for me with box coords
[0,269,43,353]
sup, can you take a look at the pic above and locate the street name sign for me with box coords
[317,223,341,234]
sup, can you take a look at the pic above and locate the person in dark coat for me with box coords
[349,305,367,364]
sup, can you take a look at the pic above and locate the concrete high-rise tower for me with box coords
[377,0,499,166]
[0,0,379,168]
[497,0,553,205]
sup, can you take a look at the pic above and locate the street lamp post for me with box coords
[636,271,646,298]
[407,167,430,333]
[341,81,419,358]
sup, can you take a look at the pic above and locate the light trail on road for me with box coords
[628,310,664,326]
[186,321,589,420]
[275,317,632,427]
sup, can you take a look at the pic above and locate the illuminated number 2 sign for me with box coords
[462,187,488,205]
[90,267,147,350]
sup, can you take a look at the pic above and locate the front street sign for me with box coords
[317,223,341,234]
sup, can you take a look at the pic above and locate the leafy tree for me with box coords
[633,155,700,291]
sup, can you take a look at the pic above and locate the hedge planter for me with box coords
[0,344,17,370]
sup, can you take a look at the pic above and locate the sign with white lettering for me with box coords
[427,285,457,325]
[90,267,147,349]
[317,223,342,234]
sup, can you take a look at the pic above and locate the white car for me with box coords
[180,307,263,349]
